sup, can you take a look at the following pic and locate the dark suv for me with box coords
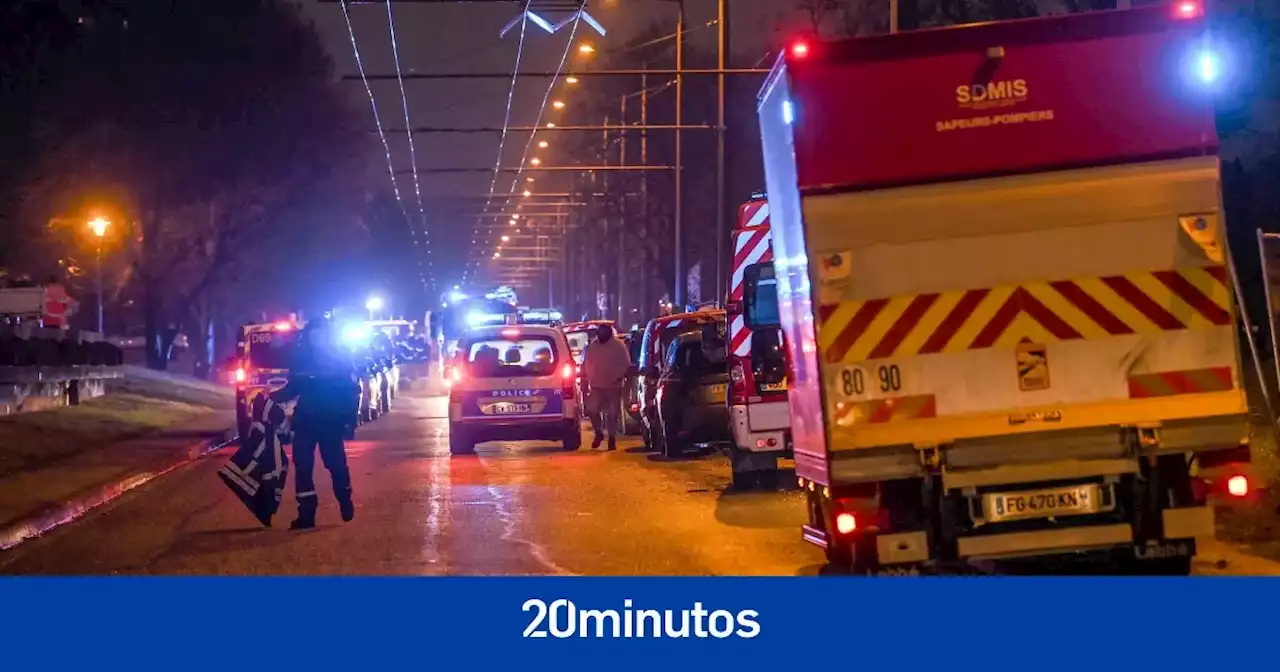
[652,330,731,458]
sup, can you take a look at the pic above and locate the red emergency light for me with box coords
[274,322,292,331]
[234,367,247,384]
[1173,1,1203,19]
[790,41,809,59]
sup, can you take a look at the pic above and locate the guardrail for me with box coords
[0,328,125,415]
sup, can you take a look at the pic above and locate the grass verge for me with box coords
[0,366,233,479]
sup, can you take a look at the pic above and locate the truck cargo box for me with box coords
[758,6,1247,484]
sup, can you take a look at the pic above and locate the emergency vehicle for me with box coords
[725,194,792,488]
[234,319,301,440]
[760,5,1252,573]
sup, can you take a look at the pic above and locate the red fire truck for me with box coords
[725,194,792,488]
[760,4,1252,573]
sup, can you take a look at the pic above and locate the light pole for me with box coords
[365,295,385,320]
[88,217,109,333]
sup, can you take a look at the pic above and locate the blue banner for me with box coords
[0,577,1266,669]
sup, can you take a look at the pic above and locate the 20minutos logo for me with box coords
[522,599,761,639]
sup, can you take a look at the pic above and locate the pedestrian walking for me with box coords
[581,323,631,451]
[270,319,360,529]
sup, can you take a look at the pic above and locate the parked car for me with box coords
[652,330,732,458]
[635,310,726,451]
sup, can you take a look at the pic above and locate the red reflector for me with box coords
[1227,474,1249,497]
[1174,1,1202,18]
[629,403,639,412]
[756,439,767,448]
[835,512,857,534]
[790,41,809,58]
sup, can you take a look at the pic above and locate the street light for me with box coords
[365,295,385,319]
[538,140,549,148]
[530,157,542,165]
[87,217,110,333]
[546,122,556,128]
[565,76,579,84]
[501,235,510,242]
[523,190,532,197]
[552,100,566,110]
[579,43,595,55]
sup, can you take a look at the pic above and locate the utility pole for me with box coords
[715,0,727,304]
[619,94,628,325]
[640,65,650,318]
[674,0,685,308]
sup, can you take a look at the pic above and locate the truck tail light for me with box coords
[790,41,809,58]
[1227,474,1250,498]
[728,360,748,404]
[835,512,857,535]
[234,367,247,384]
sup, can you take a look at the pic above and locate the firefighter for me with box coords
[270,318,360,530]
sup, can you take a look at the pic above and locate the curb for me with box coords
[0,429,238,552]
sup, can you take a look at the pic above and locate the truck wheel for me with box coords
[449,425,475,455]
[563,424,582,451]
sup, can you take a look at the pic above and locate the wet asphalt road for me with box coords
[3,391,1275,575]
[0,393,825,575]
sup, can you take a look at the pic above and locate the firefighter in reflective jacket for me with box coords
[270,319,360,530]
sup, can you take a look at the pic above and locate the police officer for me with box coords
[271,318,360,530]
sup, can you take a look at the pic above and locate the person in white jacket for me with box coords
[581,323,631,450]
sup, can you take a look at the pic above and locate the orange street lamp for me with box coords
[523,190,532,197]
[578,43,595,55]
[552,100,566,110]
[538,140,549,148]
[530,157,542,166]
[565,76,579,84]
[501,235,510,242]
[546,122,556,128]
[87,217,110,332]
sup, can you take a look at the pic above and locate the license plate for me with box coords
[984,484,1104,523]
[702,383,727,404]
[759,380,788,392]
[491,402,533,415]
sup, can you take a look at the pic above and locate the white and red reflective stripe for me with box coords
[729,228,772,301]
[738,200,770,229]
[730,314,752,357]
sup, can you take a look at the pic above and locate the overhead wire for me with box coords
[465,6,531,283]
[484,4,586,283]
[338,0,431,291]
[385,0,432,290]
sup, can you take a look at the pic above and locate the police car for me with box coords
[446,324,581,455]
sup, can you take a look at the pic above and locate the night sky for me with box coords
[298,0,797,298]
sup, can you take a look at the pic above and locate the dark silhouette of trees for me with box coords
[12,0,368,370]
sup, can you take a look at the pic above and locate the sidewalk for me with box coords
[0,412,234,550]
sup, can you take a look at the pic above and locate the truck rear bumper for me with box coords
[730,404,789,455]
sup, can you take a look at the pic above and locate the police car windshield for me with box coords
[247,330,299,370]
[466,335,559,378]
